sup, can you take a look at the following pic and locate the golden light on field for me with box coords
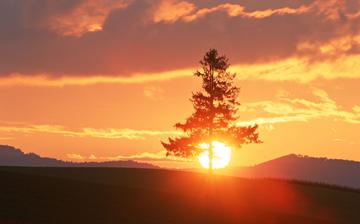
[198,141,232,169]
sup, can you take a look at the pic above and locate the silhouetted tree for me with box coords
[162,49,261,170]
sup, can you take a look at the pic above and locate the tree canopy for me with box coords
[161,49,261,169]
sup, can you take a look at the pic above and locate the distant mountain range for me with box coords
[0,145,158,169]
[223,154,360,189]
[1,145,360,189]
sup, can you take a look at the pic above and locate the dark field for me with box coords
[0,167,359,224]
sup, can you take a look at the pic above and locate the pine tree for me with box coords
[161,49,261,170]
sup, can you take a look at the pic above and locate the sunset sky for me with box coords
[0,0,359,168]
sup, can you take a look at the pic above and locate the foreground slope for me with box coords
[0,167,359,224]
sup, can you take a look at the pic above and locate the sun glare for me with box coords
[198,141,232,169]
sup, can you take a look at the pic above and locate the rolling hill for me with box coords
[223,154,360,189]
[0,167,359,224]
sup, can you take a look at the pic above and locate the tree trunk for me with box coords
[209,65,214,174]
[209,142,213,173]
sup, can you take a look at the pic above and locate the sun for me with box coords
[197,141,232,169]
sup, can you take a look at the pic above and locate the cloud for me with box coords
[48,0,128,37]
[237,88,360,126]
[89,154,97,160]
[153,0,195,23]
[0,0,360,78]
[353,105,360,113]
[180,2,309,22]
[66,153,84,160]
[0,123,181,140]
[111,150,167,161]
[232,55,360,82]
[143,86,164,100]
[237,116,308,127]
[296,34,360,61]
[155,0,360,24]
[1,53,360,87]
[0,136,12,141]
[66,149,187,162]
[48,0,127,37]
[0,68,192,86]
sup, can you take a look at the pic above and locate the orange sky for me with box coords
[0,0,359,168]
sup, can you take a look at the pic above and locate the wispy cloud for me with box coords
[49,0,128,37]
[66,150,188,162]
[153,0,195,23]
[1,54,360,87]
[153,0,360,24]
[143,86,164,101]
[297,34,360,62]
[0,136,12,141]
[0,123,181,140]
[237,88,360,126]
[152,2,310,23]
[237,116,308,127]
[232,55,360,82]
[181,3,309,22]
[66,153,84,160]
[0,69,192,87]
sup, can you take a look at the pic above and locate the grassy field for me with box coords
[0,167,359,224]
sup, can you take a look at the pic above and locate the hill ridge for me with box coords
[0,144,158,169]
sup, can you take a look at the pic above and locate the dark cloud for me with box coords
[0,0,359,77]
